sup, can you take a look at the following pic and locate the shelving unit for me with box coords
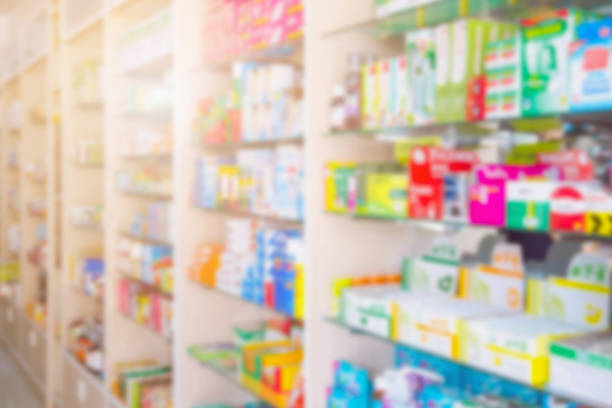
[104,0,174,404]
[59,0,107,402]
[0,1,610,408]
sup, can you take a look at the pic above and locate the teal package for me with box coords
[570,18,612,112]
[333,360,371,398]
[394,345,461,387]
[521,9,597,116]
[461,367,543,405]
[327,386,370,408]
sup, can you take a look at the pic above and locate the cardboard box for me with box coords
[570,18,612,112]
[521,9,597,116]
[460,314,590,386]
[549,332,612,406]
[505,181,554,231]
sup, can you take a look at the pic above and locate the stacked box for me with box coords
[485,35,522,119]
[521,8,599,116]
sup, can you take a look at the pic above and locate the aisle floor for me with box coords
[0,340,43,408]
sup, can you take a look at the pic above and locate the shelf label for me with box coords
[77,380,87,402]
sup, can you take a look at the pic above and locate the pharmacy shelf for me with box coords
[190,280,301,321]
[326,317,608,408]
[207,37,304,70]
[117,311,172,343]
[186,346,278,408]
[201,136,304,150]
[69,284,104,302]
[323,0,606,38]
[119,273,173,298]
[194,205,303,227]
[116,188,173,200]
[119,230,172,247]
[327,110,612,140]
[324,211,612,241]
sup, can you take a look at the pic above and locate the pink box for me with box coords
[469,164,554,226]
[282,0,303,42]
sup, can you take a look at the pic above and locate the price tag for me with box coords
[77,380,87,402]
[29,331,36,349]
[492,243,523,271]
[567,253,610,287]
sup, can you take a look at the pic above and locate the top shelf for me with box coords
[206,38,304,71]
[324,0,609,38]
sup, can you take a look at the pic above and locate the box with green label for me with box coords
[459,314,590,386]
[521,9,599,116]
[355,164,408,219]
[435,19,517,123]
[340,284,413,338]
[324,162,356,214]
[549,332,612,407]
[506,181,553,231]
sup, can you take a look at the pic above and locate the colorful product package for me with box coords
[401,298,512,359]
[406,29,436,125]
[324,162,356,214]
[394,344,462,386]
[537,149,594,181]
[548,332,612,407]
[570,18,612,112]
[485,34,522,119]
[470,242,525,312]
[459,314,591,386]
[469,164,553,227]
[521,9,597,116]
[505,181,555,231]
[341,284,413,338]
[355,165,408,219]
[402,236,461,296]
[409,147,477,220]
[435,20,514,123]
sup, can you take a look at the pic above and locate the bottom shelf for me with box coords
[187,344,288,408]
[326,317,605,408]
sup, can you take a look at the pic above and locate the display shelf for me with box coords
[207,37,304,71]
[324,211,612,241]
[193,205,304,227]
[201,136,304,150]
[119,230,172,247]
[326,316,605,407]
[116,188,173,200]
[190,280,301,321]
[327,110,612,140]
[323,0,606,38]
[69,283,104,302]
[119,273,173,298]
[117,311,171,342]
[186,346,272,407]
[118,152,172,162]
[62,349,105,386]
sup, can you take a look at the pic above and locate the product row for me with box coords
[333,232,610,402]
[326,146,612,236]
[189,218,304,319]
[330,9,612,132]
[195,146,304,220]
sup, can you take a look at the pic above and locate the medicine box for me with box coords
[570,18,612,112]
[549,332,612,407]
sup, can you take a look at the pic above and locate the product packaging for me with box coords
[549,332,612,407]
[570,18,612,112]
[521,9,597,116]
[469,164,553,227]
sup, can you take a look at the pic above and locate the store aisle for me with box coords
[0,341,43,408]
